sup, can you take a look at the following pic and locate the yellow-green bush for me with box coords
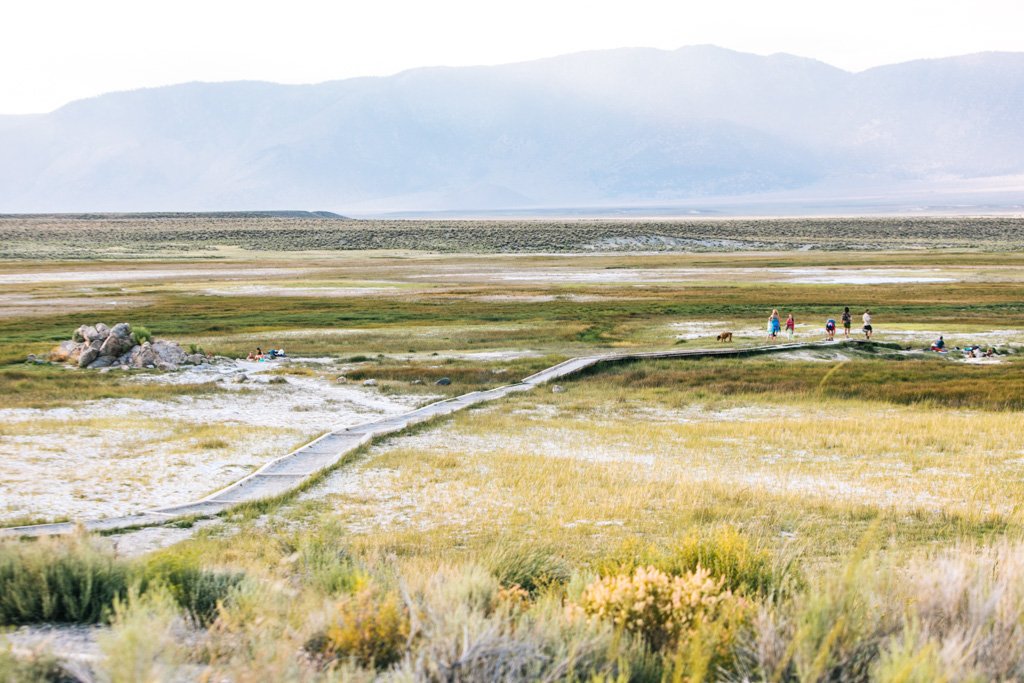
[596,528,799,599]
[308,585,409,670]
[570,565,741,652]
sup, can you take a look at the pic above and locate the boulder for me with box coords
[110,322,132,339]
[363,379,378,387]
[127,342,160,368]
[55,322,204,373]
[77,325,100,342]
[152,340,187,366]
[434,377,452,386]
[88,355,116,369]
[67,344,84,365]
[78,346,100,368]
[551,385,566,393]
[99,333,132,358]
[49,340,80,362]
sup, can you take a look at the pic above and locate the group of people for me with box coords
[930,336,995,358]
[766,306,873,342]
[246,346,287,361]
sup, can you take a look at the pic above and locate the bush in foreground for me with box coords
[0,535,131,625]
[306,585,409,670]
[0,535,244,627]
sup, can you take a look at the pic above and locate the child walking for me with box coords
[767,309,781,341]
[785,313,795,340]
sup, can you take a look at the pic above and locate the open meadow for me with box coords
[3,216,1024,681]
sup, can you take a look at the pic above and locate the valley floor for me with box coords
[3,234,1024,680]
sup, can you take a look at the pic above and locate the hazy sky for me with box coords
[3,0,1024,114]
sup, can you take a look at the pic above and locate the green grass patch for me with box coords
[586,355,1024,410]
[0,365,229,409]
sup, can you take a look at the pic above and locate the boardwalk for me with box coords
[1,340,861,538]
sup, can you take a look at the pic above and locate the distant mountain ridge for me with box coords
[1,46,1023,213]
[0,211,347,220]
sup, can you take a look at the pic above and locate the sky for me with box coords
[3,0,1024,114]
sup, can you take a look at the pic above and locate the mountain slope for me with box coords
[1,47,1022,212]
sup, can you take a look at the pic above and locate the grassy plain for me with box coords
[3,216,1024,680]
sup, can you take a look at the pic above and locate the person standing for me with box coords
[862,310,873,339]
[767,309,781,341]
[785,313,795,341]
[841,307,852,338]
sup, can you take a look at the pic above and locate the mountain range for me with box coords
[2,46,1023,214]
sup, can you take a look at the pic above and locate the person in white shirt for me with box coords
[862,310,873,339]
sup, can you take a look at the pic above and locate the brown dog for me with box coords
[716,331,733,342]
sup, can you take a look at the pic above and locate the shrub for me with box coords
[597,528,800,599]
[96,586,188,683]
[0,646,68,682]
[570,565,737,652]
[662,528,800,599]
[0,535,132,625]
[487,545,571,595]
[131,326,153,345]
[399,564,653,682]
[307,585,409,670]
[141,553,245,627]
[296,528,367,595]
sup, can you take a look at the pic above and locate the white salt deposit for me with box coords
[0,361,433,524]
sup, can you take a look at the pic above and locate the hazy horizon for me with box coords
[4,0,1024,114]
[7,44,1024,119]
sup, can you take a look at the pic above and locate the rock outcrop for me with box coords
[47,322,208,371]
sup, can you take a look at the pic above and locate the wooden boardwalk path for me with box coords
[1,340,861,538]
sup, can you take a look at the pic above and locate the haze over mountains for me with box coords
[2,46,1023,215]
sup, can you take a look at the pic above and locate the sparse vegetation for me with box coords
[2,215,1024,258]
[130,325,152,345]
[3,225,1024,678]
